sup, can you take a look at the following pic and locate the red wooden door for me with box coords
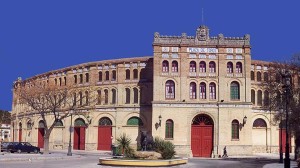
[279,129,291,153]
[73,127,79,150]
[18,129,22,142]
[97,126,112,150]
[79,127,85,150]
[38,128,44,148]
[191,125,213,157]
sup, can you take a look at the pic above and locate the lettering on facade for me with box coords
[187,48,218,53]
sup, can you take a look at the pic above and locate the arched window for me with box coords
[263,72,268,82]
[112,89,116,104]
[200,82,206,99]
[190,82,196,99]
[257,90,262,106]
[264,90,269,107]
[257,72,262,81]
[112,70,116,81]
[105,71,109,81]
[27,121,32,130]
[251,89,255,105]
[55,78,57,86]
[133,69,138,79]
[85,73,89,83]
[253,118,267,128]
[73,93,77,106]
[127,117,143,126]
[165,119,174,139]
[79,91,83,106]
[189,61,196,72]
[172,61,178,72]
[133,88,138,104]
[64,77,67,85]
[199,61,206,73]
[126,69,130,80]
[74,118,86,127]
[79,74,83,83]
[99,117,112,126]
[232,120,239,139]
[165,80,175,99]
[230,81,240,100]
[236,62,242,73]
[97,90,101,104]
[251,71,254,80]
[162,60,169,72]
[209,61,216,73]
[125,88,130,104]
[85,91,89,105]
[99,71,102,82]
[209,82,216,100]
[104,89,108,104]
[227,62,233,73]
[55,120,63,127]
[59,78,62,86]
[74,75,77,84]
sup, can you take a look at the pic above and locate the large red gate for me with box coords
[74,127,86,150]
[38,128,44,148]
[97,126,112,150]
[191,114,213,157]
[279,129,291,153]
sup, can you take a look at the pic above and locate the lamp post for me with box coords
[283,71,291,168]
[279,108,283,163]
[67,110,74,156]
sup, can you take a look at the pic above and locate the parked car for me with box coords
[7,142,40,153]
[1,142,11,152]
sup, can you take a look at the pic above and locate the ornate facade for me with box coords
[11,25,294,157]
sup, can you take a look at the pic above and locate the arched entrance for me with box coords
[18,123,22,142]
[191,114,214,157]
[97,117,112,150]
[73,118,86,150]
[38,120,45,148]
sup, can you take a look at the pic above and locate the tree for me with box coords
[14,80,97,154]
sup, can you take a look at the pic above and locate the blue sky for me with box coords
[1,0,300,111]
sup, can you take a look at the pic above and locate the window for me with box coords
[251,89,255,105]
[85,91,89,105]
[79,74,83,84]
[55,78,57,85]
[85,73,89,83]
[190,82,196,99]
[165,80,175,99]
[64,77,67,85]
[172,61,178,72]
[209,82,216,99]
[27,121,32,130]
[263,72,268,82]
[257,72,262,81]
[251,71,254,80]
[54,120,63,127]
[257,90,262,106]
[97,90,101,104]
[236,62,242,73]
[199,82,206,99]
[104,89,108,104]
[79,92,83,106]
[189,61,196,72]
[112,89,116,104]
[133,88,138,104]
[232,120,239,140]
[199,61,206,73]
[165,119,174,139]
[126,69,130,80]
[209,61,216,73]
[162,60,169,72]
[227,62,233,73]
[133,69,138,79]
[253,118,267,128]
[59,78,62,86]
[125,88,130,104]
[264,90,269,107]
[99,71,103,82]
[74,75,77,84]
[230,81,240,100]
[112,70,116,81]
[127,117,143,126]
[99,117,112,126]
[105,71,109,81]
[73,93,77,106]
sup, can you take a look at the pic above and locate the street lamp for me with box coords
[282,71,291,168]
[67,110,74,156]
[279,108,283,163]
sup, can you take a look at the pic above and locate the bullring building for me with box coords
[11,25,294,157]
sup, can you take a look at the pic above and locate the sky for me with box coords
[1,0,300,111]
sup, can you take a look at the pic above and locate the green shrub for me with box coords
[153,137,176,159]
[116,133,135,158]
